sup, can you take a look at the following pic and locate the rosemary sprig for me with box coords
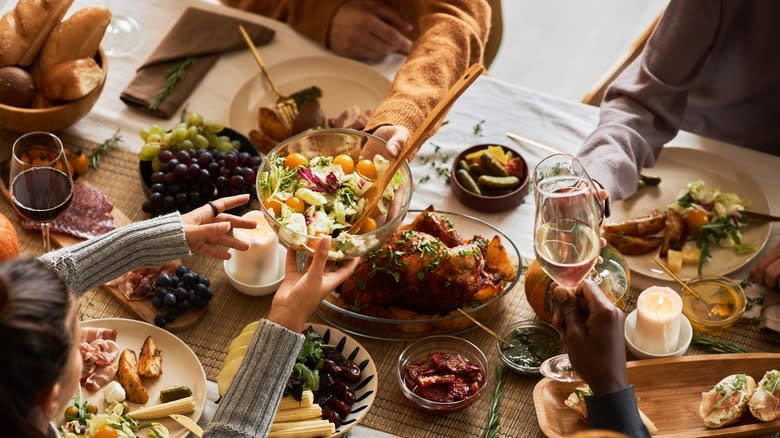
[88,129,123,169]
[692,335,749,354]
[473,119,485,136]
[481,363,505,438]
[149,57,195,111]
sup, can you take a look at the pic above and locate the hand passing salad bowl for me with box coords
[257,128,413,260]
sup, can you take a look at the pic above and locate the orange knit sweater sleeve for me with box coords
[220,0,348,45]
[364,0,491,147]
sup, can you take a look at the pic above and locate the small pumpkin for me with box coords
[0,212,20,260]
[525,244,630,323]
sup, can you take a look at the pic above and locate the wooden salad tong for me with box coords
[349,63,486,234]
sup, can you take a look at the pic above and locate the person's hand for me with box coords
[267,238,360,332]
[328,0,413,62]
[181,194,257,259]
[552,280,627,395]
[752,243,780,289]
[361,125,409,160]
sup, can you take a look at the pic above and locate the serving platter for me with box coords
[227,55,391,136]
[609,147,771,281]
[80,318,207,438]
[533,353,780,438]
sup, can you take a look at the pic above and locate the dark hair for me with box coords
[0,258,74,437]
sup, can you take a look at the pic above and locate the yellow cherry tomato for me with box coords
[95,425,119,438]
[263,197,284,215]
[284,196,306,213]
[356,159,377,180]
[359,217,378,233]
[284,152,308,169]
[686,209,709,233]
[333,154,355,174]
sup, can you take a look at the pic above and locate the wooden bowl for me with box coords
[450,143,530,213]
[0,47,108,133]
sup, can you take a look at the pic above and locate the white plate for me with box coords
[304,323,377,437]
[81,318,207,438]
[227,55,391,135]
[609,147,771,281]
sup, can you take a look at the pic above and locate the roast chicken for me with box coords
[340,209,509,315]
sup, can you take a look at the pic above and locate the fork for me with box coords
[238,25,298,128]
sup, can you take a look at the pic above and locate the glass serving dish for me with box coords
[681,276,746,331]
[316,209,522,340]
[497,320,564,375]
[256,128,413,260]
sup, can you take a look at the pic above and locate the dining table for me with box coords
[1,0,779,437]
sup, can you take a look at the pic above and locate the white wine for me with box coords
[535,219,600,287]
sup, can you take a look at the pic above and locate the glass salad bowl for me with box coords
[256,128,413,260]
[316,210,523,340]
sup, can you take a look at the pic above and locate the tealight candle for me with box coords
[228,210,280,285]
[634,286,683,354]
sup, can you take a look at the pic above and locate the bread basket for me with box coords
[0,47,107,133]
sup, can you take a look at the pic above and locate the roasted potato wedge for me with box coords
[659,210,688,257]
[605,232,663,255]
[248,129,277,155]
[138,336,162,378]
[485,235,516,280]
[258,107,290,142]
[603,210,666,236]
[117,349,149,404]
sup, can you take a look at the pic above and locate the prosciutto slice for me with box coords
[79,330,121,392]
[19,181,115,239]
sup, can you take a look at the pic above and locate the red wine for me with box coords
[11,167,73,222]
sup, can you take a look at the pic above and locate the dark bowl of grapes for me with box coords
[138,114,260,216]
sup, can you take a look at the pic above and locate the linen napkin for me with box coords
[120,7,275,118]
[760,289,780,343]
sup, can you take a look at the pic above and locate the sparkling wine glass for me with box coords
[102,0,141,56]
[10,132,74,253]
[533,154,603,382]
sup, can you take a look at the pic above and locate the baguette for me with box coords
[748,370,780,422]
[137,335,163,378]
[117,349,149,404]
[37,6,110,75]
[41,57,101,101]
[0,0,74,66]
[699,373,756,428]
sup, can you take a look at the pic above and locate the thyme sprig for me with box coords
[149,57,195,111]
[481,363,505,438]
[692,335,749,354]
[88,129,123,169]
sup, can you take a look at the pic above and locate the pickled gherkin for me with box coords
[159,385,192,403]
[456,169,481,195]
[480,152,509,177]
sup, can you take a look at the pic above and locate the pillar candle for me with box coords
[228,210,280,284]
[634,286,683,354]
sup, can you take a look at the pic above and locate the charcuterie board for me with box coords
[0,167,206,331]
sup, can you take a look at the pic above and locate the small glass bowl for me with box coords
[497,320,564,375]
[397,336,488,414]
[681,276,746,331]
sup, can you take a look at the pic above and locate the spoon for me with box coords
[457,308,513,348]
[651,256,713,313]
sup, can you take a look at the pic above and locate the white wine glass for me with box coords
[9,132,74,253]
[533,154,602,382]
[102,0,141,56]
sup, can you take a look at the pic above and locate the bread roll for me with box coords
[700,373,757,428]
[0,0,75,66]
[0,65,34,107]
[748,370,780,422]
[42,57,101,101]
[38,7,110,75]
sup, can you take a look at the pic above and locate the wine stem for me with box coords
[41,223,51,253]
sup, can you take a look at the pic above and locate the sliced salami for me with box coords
[20,180,115,239]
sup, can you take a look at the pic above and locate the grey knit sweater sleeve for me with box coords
[206,319,304,437]
[576,0,721,201]
[37,212,191,294]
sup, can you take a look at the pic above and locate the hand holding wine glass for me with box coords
[10,132,74,253]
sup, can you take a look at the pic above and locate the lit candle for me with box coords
[634,286,683,354]
[228,210,280,284]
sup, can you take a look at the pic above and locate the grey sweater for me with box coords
[577,0,780,200]
[39,213,303,437]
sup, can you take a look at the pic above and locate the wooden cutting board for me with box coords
[0,175,205,331]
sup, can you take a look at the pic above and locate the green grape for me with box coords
[205,132,219,148]
[204,120,224,134]
[162,132,174,146]
[151,155,161,172]
[139,142,161,161]
[140,128,151,141]
[149,124,165,135]
[187,126,199,141]
[216,141,233,153]
[172,127,188,142]
[194,134,209,149]
[147,133,162,143]
[217,135,230,144]
[179,139,194,150]
[230,140,240,150]
[186,112,204,127]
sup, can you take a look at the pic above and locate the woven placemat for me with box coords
[1,130,777,438]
